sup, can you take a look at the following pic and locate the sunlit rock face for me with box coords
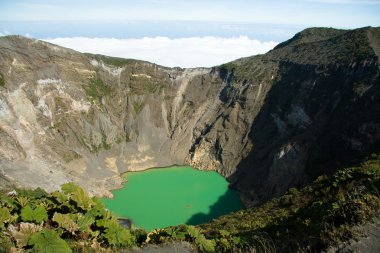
[0,27,379,205]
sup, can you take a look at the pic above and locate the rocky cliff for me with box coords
[0,27,379,204]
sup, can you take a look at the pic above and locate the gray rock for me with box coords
[0,27,379,206]
[127,242,196,253]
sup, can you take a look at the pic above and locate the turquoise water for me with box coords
[102,166,243,231]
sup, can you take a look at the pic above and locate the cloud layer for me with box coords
[44,36,277,68]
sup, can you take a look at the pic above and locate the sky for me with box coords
[1,0,379,67]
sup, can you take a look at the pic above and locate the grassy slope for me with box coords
[197,153,380,252]
[0,154,379,252]
[143,153,380,252]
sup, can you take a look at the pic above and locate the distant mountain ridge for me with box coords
[0,27,379,205]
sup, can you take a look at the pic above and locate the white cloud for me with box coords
[0,31,11,36]
[43,36,277,68]
[2,31,10,35]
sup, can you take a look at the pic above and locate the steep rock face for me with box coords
[0,27,379,204]
[0,36,226,196]
[229,27,380,205]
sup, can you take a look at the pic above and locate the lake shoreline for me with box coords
[102,166,243,231]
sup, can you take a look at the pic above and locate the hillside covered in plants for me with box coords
[1,153,379,252]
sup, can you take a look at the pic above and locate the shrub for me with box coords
[0,183,136,252]
[85,77,111,103]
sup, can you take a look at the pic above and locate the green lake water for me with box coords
[102,166,243,231]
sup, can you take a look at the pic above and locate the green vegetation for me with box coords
[89,139,111,154]
[85,53,139,67]
[146,225,216,253]
[85,54,169,96]
[0,73,5,87]
[330,28,375,63]
[0,183,136,252]
[85,76,112,104]
[125,131,131,142]
[48,121,61,130]
[1,154,379,252]
[129,77,165,95]
[134,154,379,252]
[218,58,271,86]
[247,27,377,67]
[196,153,380,252]
[274,27,346,50]
[146,82,164,94]
[132,100,145,114]
[183,101,194,117]
[218,63,237,81]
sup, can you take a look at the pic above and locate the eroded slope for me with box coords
[0,27,379,205]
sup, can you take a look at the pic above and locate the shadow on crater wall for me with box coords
[186,187,243,225]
